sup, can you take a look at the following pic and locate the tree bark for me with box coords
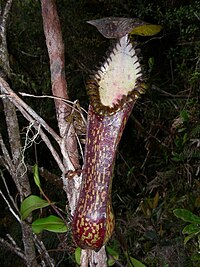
[41,0,80,171]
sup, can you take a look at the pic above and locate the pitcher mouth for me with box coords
[86,35,144,116]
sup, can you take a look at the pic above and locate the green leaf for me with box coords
[20,195,51,220]
[129,24,162,36]
[128,256,147,267]
[184,233,197,245]
[74,247,81,266]
[106,246,119,266]
[191,253,200,261]
[173,209,200,224]
[182,133,188,144]
[148,57,155,71]
[182,224,200,235]
[124,252,146,267]
[180,109,189,122]
[33,164,41,189]
[32,215,68,234]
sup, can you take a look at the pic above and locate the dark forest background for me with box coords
[0,0,200,266]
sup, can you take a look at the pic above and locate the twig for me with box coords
[19,92,88,114]
[0,93,9,98]
[0,0,13,77]
[15,106,64,173]
[2,0,13,27]
[0,78,65,173]
[0,188,20,222]
[0,133,15,176]
[0,77,61,144]
[0,169,20,215]
[0,236,26,261]
[39,128,65,173]
[33,233,55,267]
[151,85,190,98]
[194,12,200,21]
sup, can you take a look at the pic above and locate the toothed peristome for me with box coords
[87,35,144,116]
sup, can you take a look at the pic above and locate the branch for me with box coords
[33,234,55,267]
[41,0,69,122]
[19,92,88,115]
[41,0,80,170]
[0,169,20,222]
[0,236,26,261]
[151,85,191,98]
[0,0,13,77]
[0,133,15,176]
[0,188,20,222]
[2,0,13,26]
[0,77,65,173]
[0,78,61,144]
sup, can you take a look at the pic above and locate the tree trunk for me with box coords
[0,1,37,266]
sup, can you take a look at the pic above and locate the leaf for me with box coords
[182,224,200,235]
[106,246,119,266]
[32,215,68,234]
[182,224,200,245]
[180,109,189,122]
[74,247,81,266]
[144,230,157,241]
[148,57,155,71]
[146,197,153,209]
[33,164,41,189]
[153,191,159,209]
[128,256,147,267]
[129,24,162,36]
[173,209,200,224]
[191,253,200,261]
[184,233,197,245]
[124,252,146,267]
[20,195,51,220]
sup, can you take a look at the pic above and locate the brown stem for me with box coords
[41,0,80,170]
